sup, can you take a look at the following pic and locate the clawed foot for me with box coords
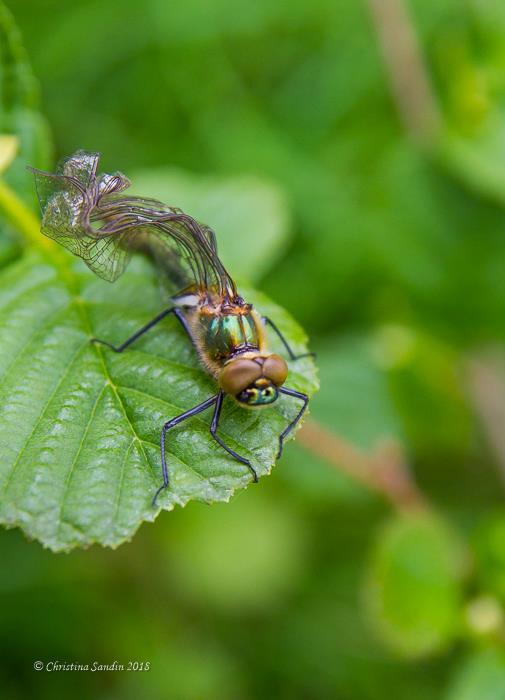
[152,466,256,507]
[152,483,168,507]
[90,337,120,352]
[291,351,316,361]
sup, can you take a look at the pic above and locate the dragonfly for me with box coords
[30,151,313,505]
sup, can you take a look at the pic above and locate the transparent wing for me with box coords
[29,150,237,299]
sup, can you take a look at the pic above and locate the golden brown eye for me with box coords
[263,354,288,387]
[219,358,262,395]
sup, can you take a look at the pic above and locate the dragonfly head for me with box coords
[219,354,288,407]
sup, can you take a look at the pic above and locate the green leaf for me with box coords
[0,2,51,203]
[373,324,473,458]
[427,2,505,207]
[129,168,291,282]
[314,334,403,449]
[474,512,505,604]
[0,250,317,552]
[364,513,467,659]
[440,129,505,207]
[0,135,18,175]
[445,649,505,700]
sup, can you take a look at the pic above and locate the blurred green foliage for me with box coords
[365,513,467,658]
[3,0,505,697]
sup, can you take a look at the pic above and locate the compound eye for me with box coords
[236,382,279,406]
[263,354,288,387]
[219,358,262,395]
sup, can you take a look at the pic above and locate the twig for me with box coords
[0,179,46,248]
[0,177,77,290]
[298,419,427,511]
[467,352,505,485]
[366,0,442,145]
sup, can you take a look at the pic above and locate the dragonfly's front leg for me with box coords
[277,387,309,459]
[210,391,259,482]
[91,306,193,353]
[262,316,315,361]
[153,393,220,506]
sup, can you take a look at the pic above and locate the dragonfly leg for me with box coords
[262,316,316,360]
[276,387,309,459]
[91,306,195,353]
[153,393,219,506]
[171,307,201,355]
[91,306,177,352]
[210,391,259,483]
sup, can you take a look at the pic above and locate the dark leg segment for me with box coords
[262,316,315,360]
[91,306,176,352]
[172,307,200,355]
[277,387,309,459]
[210,391,258,482]
[153,394,219,506]
[91,306,194,353]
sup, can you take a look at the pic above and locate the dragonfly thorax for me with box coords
[196,303,262,364]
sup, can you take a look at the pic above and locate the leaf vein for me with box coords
[55,383,108,535]
[110,439,134,527]
[116,384,255,458]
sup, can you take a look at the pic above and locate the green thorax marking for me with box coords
[200,310,260,362]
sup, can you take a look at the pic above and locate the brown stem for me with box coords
[467,352,505,486]
[298,419,427,511]
[366,0,442,145]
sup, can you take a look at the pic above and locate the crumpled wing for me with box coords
[29,150,237,299]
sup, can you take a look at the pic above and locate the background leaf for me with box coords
[130,168,291,282]
[473,512,505,605]
[364,513,467,658]
[0,250,317,551]
[445,649,505,700]
[313,334,403,449]
[0,2,51,203]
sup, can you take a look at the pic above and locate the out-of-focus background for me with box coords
[4,0,505,697]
